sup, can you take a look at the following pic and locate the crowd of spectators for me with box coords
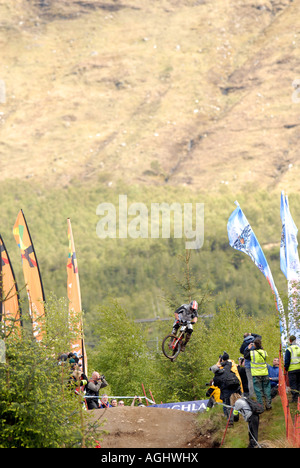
[206,332,300,448]
[58,351,148,410]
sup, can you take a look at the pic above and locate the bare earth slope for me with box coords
[88,406,209,448]
[0,0,299,193]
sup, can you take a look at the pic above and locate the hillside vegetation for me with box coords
[0,0,299,191]
[0,0,299,342]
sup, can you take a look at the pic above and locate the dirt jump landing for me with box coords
[88,406,209,448]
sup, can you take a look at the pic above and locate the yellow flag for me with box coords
[13,210,45,341]
[0,234,22,336]
[67,219,87,375]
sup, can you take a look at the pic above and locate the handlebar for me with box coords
[180,320,191,326]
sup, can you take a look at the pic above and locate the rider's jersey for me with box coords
[175,304,198,322]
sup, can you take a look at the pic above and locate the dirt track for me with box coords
[88,406,210,448]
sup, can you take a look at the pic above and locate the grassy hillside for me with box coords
[0,0,300,343]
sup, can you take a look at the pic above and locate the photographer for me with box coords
[244,337,272,410]
[85,372,108,410]
[209,352,241,425]
[131,395,145,407]
[240,333,261,397]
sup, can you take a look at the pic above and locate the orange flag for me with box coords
[67,218,87,375]
[0,234,22,336]
[13,210,45,341]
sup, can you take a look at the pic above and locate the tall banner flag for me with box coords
[280,191,300,341]
[13,210,45,341]
[227,201,287,344]
[67,218,87,375]
[0,234,22,336]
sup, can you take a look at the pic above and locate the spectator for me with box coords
[211,353,241,425]
[69,366,88,393]
[233,395,260,448]
[57,352,68,365]
[118,400,125,406]
[99,394,112,409]
[240,333,261,397]
[111,398,118,407]
[205,375,222,411]
[131,395,145,407]
[244,337,272,410]
[68,352,77,366]
[284,335,300,403]
[85,372,108,410]
[268,358,279,398]
[238,357,249,397]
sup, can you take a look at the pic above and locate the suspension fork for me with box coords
[171,331,184,349]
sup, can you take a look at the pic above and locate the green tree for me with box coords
[89,301,157,400]
[0,295,101,448]
[162,249,214,314]
[0,334,80,447]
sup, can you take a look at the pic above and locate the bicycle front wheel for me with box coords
[162,334,181,360]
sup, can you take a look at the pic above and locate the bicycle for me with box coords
[161,323,189,361]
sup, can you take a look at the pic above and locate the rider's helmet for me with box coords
[190,300,198,312]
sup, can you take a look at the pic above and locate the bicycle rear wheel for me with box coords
[162,334,181,360]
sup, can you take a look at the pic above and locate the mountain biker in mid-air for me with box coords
[171,300,198,351]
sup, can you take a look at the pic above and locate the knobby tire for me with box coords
[162,333,182,361]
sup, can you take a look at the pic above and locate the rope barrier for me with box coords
[82,394,155,404]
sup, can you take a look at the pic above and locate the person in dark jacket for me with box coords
[209,364,226,412]
[240,333,261,397]
[85,372,108,410]
[238,357,249,397]
[210,353,241,425]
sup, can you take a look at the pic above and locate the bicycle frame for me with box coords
[171,326,186,350]
[162,324,188,361]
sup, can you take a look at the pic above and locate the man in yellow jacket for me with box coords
[284,335,300,403]
[244,338,272,410]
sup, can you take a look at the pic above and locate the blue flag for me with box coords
[280,192,300,341]
[280,191,300,281]
[227,201,287,343]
